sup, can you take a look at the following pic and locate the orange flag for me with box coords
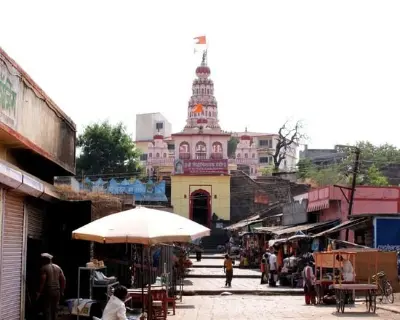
[194,36,206,45]
[192,104,203,113]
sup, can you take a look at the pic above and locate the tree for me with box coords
[297,160,348,187]
[337,141,400,184]
[297,141,393,187]
[228,136,239,158]
[360,164,389,186]
[76,121,142,176]
[260,165,275,176]
[272,120,307,171]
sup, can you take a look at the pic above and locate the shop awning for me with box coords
[272,220,339,236]
[225,215,261,230]
[313,218,370,237]
[253,226,289,233]
[307,199,330,212]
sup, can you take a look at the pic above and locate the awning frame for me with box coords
[313,217,370,238]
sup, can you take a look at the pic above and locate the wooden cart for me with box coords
[314,250,378,314]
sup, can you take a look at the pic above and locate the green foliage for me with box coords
[297,160,348,187]
[361,164,389,186]
[228,137,239,158]
[260,165,275,176]
[298,141,396,187]
[297,158,313,179]
[76,121,142,175]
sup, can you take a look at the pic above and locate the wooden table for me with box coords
[332,283,378,314]
[314,280,354,304]
[127,287,168,319]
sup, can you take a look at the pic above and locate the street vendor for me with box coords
[336,254,355,282]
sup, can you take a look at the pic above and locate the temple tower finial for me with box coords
[201,50,207,66]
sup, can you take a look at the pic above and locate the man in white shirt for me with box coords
[336,255,355,282]
[102,286,128,320]
[268,247,278,287]
[336,255,355,304]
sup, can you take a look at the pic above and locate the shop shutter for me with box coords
[0,191,25,320]
[26,200,45,240]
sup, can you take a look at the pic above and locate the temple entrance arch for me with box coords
[190,189,211,227]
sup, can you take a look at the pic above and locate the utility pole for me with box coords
[345,147,361,241]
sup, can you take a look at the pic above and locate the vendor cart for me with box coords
[314,250,378,314]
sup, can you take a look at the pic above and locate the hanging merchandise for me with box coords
[311,238,320,252]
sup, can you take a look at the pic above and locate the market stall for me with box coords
[239,232,266,268]
[314,250,379,314]
[272,234,313,287]
[72,207,210,319]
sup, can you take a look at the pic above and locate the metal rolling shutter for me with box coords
[0,191,25,320]
[26,200,45,240]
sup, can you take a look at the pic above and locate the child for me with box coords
[260,258,268,284]
[224,254,233,287]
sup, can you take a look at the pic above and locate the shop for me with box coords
[239,232,267,268]
[0,162,69,320]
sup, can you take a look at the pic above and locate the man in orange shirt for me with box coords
[224,254,233,287]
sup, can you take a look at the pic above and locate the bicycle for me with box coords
[371,271,394,304]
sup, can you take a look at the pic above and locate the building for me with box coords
[135,112,172,142]
[135,51,234,226]
[135,59,298,181]
[0,48,76,319]
[294,185,400,249]
[299,144,346,166]
[232,131,298,175]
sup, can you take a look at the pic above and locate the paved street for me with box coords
[173,295,395,320]
[187,267,260,278]
[182,277,301,294]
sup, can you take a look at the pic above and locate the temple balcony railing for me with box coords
[228,158,259,165]
[147,157,174,166]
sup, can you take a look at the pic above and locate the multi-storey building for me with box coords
[233,131,298,175]
[0,48,76,319]
[136,112,172,142]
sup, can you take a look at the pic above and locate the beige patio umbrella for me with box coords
[72,206,210,245]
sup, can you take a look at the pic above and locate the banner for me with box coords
[174,159,228,175]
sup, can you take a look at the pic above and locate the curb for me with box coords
[182,290,303,296]
[189,256,225,260]
[186,275,260,279]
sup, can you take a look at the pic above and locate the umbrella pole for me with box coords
[141,244,145,314]
[147,247,152,319]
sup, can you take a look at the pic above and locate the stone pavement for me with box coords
[181,277,302,295]
[187,267,260,278]
[185,254,302,295]
[173,295,395,320]
[376,292,400,314]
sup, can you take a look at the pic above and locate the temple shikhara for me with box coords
[135,50,297,227]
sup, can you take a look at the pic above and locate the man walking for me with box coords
[224,254,234,287]
[268,247,278,287]
[37,253,66,320]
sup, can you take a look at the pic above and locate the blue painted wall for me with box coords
[80,178,168,202]
[374,217,400,251]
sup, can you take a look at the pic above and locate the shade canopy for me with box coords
[72,207,210,245]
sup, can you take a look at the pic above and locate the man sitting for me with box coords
[102,286,128,320]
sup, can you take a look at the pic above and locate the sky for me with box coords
[1,0,400,149]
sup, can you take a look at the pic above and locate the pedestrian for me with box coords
[224,254,233,287]
[195,239,203,261]
[260,258,268,284]
[268,247,278,287]
[303,262,316,305]
[37,253,66,320]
